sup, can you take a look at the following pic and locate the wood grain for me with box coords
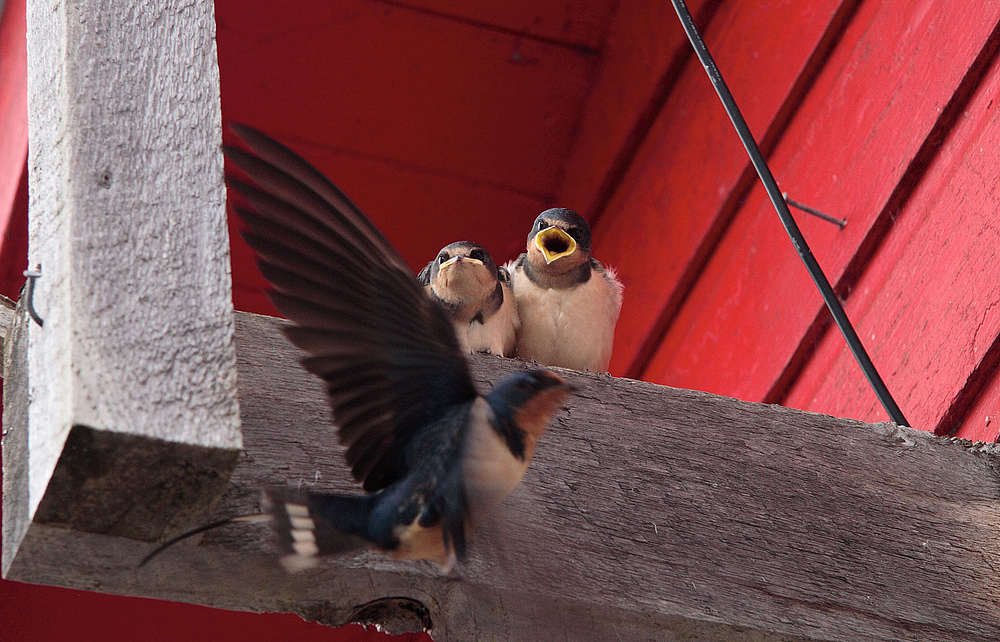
[15,0,240,548]
[0,291,16,374]
[5,311,1000,641]
[2,293,29,572]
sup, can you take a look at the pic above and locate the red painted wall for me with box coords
[0,0,27,299]
[579,0,1000,441]
[3,0,1000,639]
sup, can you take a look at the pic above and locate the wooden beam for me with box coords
[6,310,1000,641]
[3,0,240,571]
[0,291,15,371]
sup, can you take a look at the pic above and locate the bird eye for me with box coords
[470,249,485,262]
[568,228,582,241]
[536,220,546,231]
[438,253,448,264]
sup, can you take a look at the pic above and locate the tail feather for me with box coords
[263,488,373,572]
[139,488,375,571]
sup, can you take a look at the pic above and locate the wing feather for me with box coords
[226,125,477,492]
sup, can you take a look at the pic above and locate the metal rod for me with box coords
[669,0,908,426]
[783,192,848,229]
[23,265,44,327]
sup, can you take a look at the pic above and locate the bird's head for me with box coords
[486,370,576,445]
[418,241,499,305]
[526,208,592,274]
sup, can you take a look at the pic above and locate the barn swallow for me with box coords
[417,241,520,357]
[141,125,574,572]
[507,208,623,372]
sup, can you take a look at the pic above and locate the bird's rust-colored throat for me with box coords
[513,384,575,448]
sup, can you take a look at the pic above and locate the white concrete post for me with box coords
[3,0,240,572]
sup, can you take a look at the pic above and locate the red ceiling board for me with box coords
[214,0,593,197]
[783,60,1000,435]
[0,0,27,248]
[642,0,1000,404]
[394,0,617,49]
[0,165,27,299]
[586,0,847,376]
[556,0,714,217]
[226,138,549,311]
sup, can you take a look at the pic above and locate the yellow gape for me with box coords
[534,226,577,264]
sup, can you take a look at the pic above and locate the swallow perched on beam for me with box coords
[142,125,574,572]
[417,241,520,357]
[507,208,623,372]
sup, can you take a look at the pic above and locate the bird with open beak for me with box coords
[418,241,520,357]
[507,208,623,372]
[141,125,575,573]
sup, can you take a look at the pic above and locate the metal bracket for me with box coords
[22,265,44,327]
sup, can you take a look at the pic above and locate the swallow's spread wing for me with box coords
[224,124,478,492]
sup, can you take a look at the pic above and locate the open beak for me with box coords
[534,226,577,264]
[441,255,484,269]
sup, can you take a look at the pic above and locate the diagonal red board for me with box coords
[557,0,713,218]
[0,0,27,247]
[784,55,1000,437]
[643,0,1000,409]
[588,0,850,376]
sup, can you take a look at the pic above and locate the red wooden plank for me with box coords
[0,0,27,247]
[642,0,1000,405]
[956,373,1000,443]
[391,0,617,50]
[0,580,427,642]
[586,0,850,376]
[783,57,1000,435]
[0,164,27,299]
[226,138,548,313]
[556,0,715,217]
[214,0,593,197]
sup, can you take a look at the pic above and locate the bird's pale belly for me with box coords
[516,276,616,371]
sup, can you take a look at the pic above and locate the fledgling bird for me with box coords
[507,208,623,372]
[141,125,574,573]
[417,241,520,357]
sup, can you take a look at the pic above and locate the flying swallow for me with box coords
[507,208,623,372]
[417,241,520,357]
[141,125,574,572]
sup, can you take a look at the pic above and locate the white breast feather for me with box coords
[461,398,531,528]
[391,398,528,569]
[462,283,520,356]
[509,262,623,371]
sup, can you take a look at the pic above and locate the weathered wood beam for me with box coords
[0,292,15,372]
[6,310,1000,641]
[3,0,240,571]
